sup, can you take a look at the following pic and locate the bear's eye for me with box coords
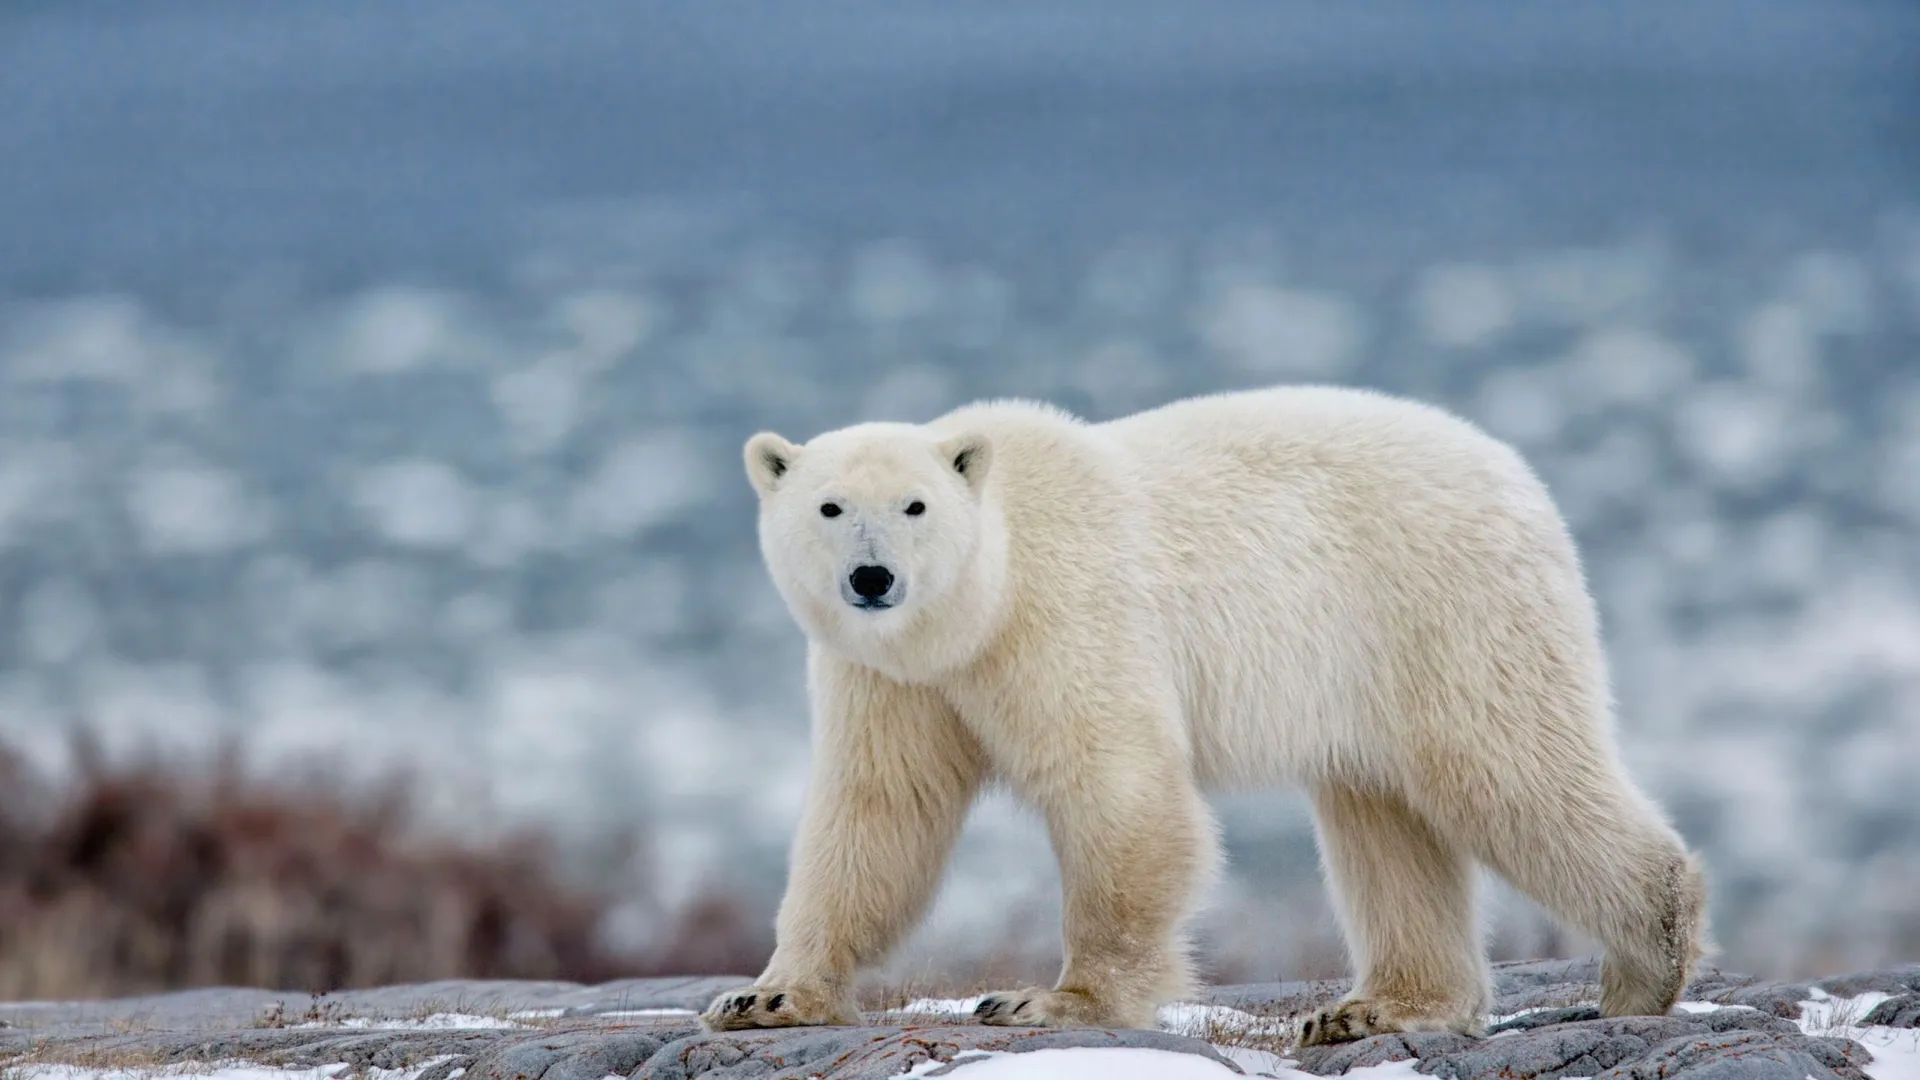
[820,502,842,518]
[905,501,926,517]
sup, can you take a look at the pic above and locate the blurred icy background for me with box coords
[1,0,1917,989]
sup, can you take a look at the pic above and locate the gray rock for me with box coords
[0,986,297,1037]
[1203,959,1788,1024]
[1675,964,1770,999]
[1818,966,1920,998]
[0,1031,37,1057]
[1591,1030,1871,1080]
[417,1057,477,1080]
[1484,1005,1603,1033]
[542,1032,684,1080]
[1278,999,1874,1078]
[1694,980,1816,1018]
[1863,992,1920,1028]
[631,1023,1240,1079]
[1408,1012,1806,1080]
[463,1035,586,1080]
[559,977,756,1016]
[1,962,1915,1079]
[1291,1031,1474,1075]
[0,976,748,1038]
[466,1029,678,1080]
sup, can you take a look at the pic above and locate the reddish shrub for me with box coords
[0,734,772,999]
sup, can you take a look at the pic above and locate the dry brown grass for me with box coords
[1174,1003,1302,1059]
[856,972,1008,1024]
[3,1041,180,1075]
[0,732,773,1002]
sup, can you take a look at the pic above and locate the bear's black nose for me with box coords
[849,565,894,600]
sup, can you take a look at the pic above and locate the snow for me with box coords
[1156,1002,1293,1040]
[1210,1046,1298,1077]
[1794,990,1920,1080]
[1486,1004,1553,1026]
[1673,1000,1756,1014]
[896,1051,994,1077]
[1847,1027,1920,1080]
[499,1005,695,1021]
[892,996,984,1017]
[890,998,1293,1039]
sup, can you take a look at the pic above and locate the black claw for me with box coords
[974,998,1001,1019]
[1014,998,1033,1017]
[1302,1016,1319,1042]
[731,993,755,1015]
[767,993,786,1011]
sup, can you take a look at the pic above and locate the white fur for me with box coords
[704,384,1707,1041]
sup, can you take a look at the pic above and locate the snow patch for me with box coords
[1794,991,1920,1080]
[891,996,983,1018]
[1157,1002,1292,1039]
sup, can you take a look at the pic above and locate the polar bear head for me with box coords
[743,422,998,670]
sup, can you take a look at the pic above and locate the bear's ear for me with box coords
[939,433,992,493]
[743,431,802,499]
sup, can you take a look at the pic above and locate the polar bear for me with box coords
[702,384,1707,1044]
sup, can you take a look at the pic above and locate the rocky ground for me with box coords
[0,959,1915,1079]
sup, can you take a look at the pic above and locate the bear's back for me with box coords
[1092,385,1592,787]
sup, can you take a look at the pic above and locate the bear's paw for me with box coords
[973,988,1136,1028]
[699,983,861,1031]
[1298,997,1480,1046]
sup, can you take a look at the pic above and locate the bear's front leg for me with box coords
[972,709,1221,1031]
[702,653,988,1032]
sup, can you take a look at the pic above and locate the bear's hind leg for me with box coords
[1299,784,1491,1047]
[1596,844,1707,1017]
[1409,758,1708,1021]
